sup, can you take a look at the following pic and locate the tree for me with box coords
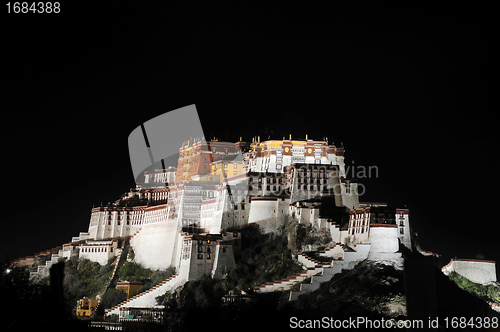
[100,289,127,310]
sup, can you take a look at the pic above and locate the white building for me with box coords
[144,167,176,186]
[442,259,497,286]
[79,240,118,265]
[247,137,345,176]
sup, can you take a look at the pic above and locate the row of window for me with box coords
[248,185,284,192]
[197,253,211,260]
[103,213,171,226]
[349,225,405,235]
[104,219,131,226]
[249,177,284,184]
[182,219,199,227]
[233,204,245,210]
[81,247,113,253]
[198,246,212,253]
[297,178,325,184]
[350,226,367,235]
[297,172,328,178]
[222,163,240,169]
[297,185,328,191]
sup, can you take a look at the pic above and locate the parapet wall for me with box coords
[368,224,399,254]
[442,259,497,286]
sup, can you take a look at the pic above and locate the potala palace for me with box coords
[15,132,498,318]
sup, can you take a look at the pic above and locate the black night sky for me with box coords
[2,3,498,275]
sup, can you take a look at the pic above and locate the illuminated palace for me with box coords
[15,135,497,318]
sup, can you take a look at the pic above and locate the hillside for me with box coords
[291,259,406,321]
[6,225,500,331]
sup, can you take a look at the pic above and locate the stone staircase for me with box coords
[253,244,371,301]
[253,253,325,293]
[90,240,127,318]
[105,273,186,317]
[129,229,141,241]
[316,242,345,259]
[289,259,352,301]
[29,247,63,282]
[289,244,370,301]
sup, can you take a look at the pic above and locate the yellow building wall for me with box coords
[76,298,98,318]
[116,283,143,299]
[212,162,244,182]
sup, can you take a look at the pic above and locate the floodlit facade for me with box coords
[21,135,495,316]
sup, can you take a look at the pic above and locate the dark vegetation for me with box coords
[226,225,303,291]
[62,250,175,319]
[63,255,115,316]
[292,222,331,251]
[117,260,175,295]
[448,271,500,306]
[1,258,87,331]
[158,275,290,331]
[292,260,406,320]
[155,225,303,330]
[8,225,499,331]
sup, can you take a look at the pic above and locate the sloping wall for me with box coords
[130,219,180,270]
[443,259,497,285]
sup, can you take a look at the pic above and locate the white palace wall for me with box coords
[368,225,399,254]
[367,224,403,268]
[129,205,181,271]
[89,207,145,241]
[442,259,497,286]
[247,197,289,233]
